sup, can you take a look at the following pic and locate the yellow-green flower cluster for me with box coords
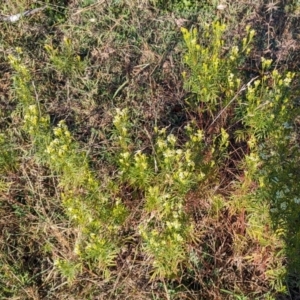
[23,105,38,135]
[157,128,200,168]
[114,109,151,186]
[45,118,128,276]
[130,150,150,186]
[245,152,260,174]
[134,150,148,171]
[113,108,130,151]
[283,72,294,87]
[229,46,239,61]
[118,151,130,170]
[156,130,203,194]
[45,120,72,163]
[62,191,92,224]
[112,198,128,227]
[220,128,229,148]
[23,104,50,140]
[261,57,272,70]
[243,25,255,54]
[8,54,30,81]
[145,185,165,212]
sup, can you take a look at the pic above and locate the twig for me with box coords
[72,0,106,16]
[0,6,47,23]
[208,76,259,128]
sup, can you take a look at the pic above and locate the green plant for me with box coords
[181,19,297,297]
[113,108,207,278]
[239,59,300,278]
[54,259,82,284]
[181,22,254,112]
[8,54,127,280]
[45,37,86,76]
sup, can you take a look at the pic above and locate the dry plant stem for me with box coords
[0,6,47,23]
[72,0,107,16]
[163,279,171,300]
[144,126,158,173]
[113,64,150,99]
[208,75,259,129]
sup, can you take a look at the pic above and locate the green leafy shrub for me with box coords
[240,60,300,276]
[113,108,206,278]
[8,54,127,280]
[181,22,254,111]
[181,21,298,296]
